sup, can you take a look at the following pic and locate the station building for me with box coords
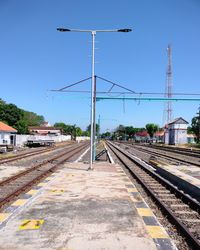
[0,121,17,146]
[164,117,188,145]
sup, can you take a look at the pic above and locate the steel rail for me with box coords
[124,143,200,167]
[0,148,51,164]
[120,141,200,157]
[137,143,200,158]
[0,143,86,187]
[106,141,200,249]
[0,142,89,208]
[0,142,74,164]
[108,141,200,211]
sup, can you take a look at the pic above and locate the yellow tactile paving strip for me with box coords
[12,199,28,206]
[0,174,56,227]
[37,182,48,187]
[0,213,11,223]
[146,226,169,239]
[27,189,39,195]
[137,208,154,217]
[115,164,172,247]
[127,188,138,193]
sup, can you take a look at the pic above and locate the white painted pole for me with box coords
[89,31,96,170]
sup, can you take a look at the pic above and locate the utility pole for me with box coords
[93,75,97,161]
[164,44,173,124]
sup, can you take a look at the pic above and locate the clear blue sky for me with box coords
[0,0,200,132]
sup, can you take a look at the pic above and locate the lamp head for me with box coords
[57,28,71,32]
[117,29,132,32]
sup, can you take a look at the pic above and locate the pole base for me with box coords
[87,166,94,171]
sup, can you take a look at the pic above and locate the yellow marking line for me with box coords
[37,182,48,187]
[45,177,53,180]
[12,199,28,206]
[19,219,44,230]
[49,189,65,194]
[146,225,169,238]
[26,189,39,195]
[0,213,11,222]
[137,208,154,217]
[127,188,138,193]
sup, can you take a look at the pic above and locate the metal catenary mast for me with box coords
[165,44,173,123]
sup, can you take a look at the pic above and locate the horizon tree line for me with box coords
[0,98,199,143]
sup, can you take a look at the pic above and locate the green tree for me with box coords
[0,99,45,134]
[124,126,140,139]
[145,123,159,138]
[69,124,81,140]
[114,125,146,140]
[0,103,23,128]
[81,130,90,136]
[54,123,83,140]
[191,113,200,143]
[101,131,111,138]
[75,127,82,136]
[187,126,194,134]
[16,119,29,134]
[0,99,6,105]
[23,111,44,126]
[115,125,125,139]
[54,122,68,134]
[86,124,100,136]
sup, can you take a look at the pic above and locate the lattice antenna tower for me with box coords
[165,44,173,123]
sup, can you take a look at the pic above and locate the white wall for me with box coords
[16,134,71,147]
[174,130,187,144]
[0,132,11,144]
[170,124,188,129]
[164,131,169,144]
[76,136,90,141]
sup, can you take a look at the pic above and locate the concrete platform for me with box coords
[0,162,176,250]
[150,160,200,202]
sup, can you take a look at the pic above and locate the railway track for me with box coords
[121,141,200,158]
[0,142,74,165]
[118,142,200,167]
[0,142,89,209]
[143,144,200,158]
[106,141,200,249]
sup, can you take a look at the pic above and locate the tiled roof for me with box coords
[168,117,189,125]
[187,134,196,138]
[135,131,148,137]
[0,121,17,132]
[155,131,164,136]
